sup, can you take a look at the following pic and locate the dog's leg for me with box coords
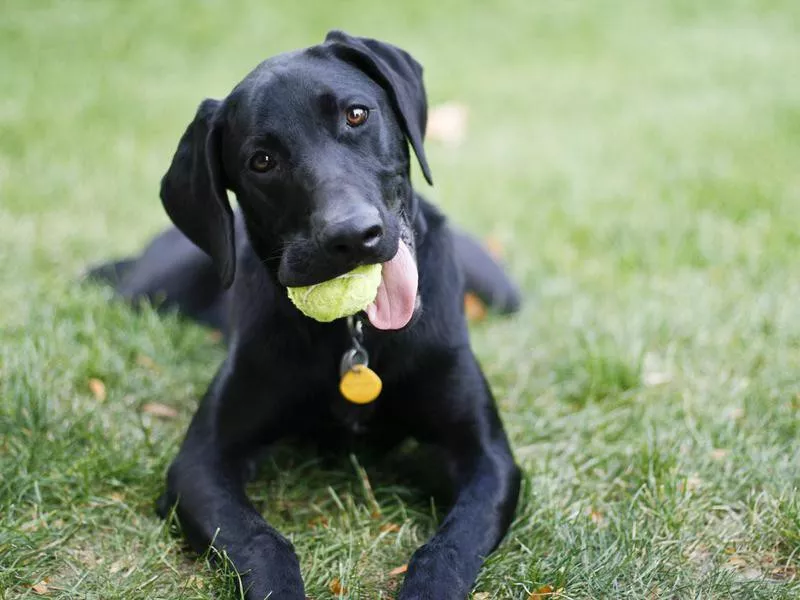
[158,359,306,600]
[397,351,521,600]
[86,225,230,332]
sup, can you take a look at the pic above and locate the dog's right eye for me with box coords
[248,152,275,173]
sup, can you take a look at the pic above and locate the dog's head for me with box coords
[159,31,431,330]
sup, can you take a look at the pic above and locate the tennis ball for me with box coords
[287,264,382,322]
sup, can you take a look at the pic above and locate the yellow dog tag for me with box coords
[340,365,382,404]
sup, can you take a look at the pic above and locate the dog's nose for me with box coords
[323,216,384,258]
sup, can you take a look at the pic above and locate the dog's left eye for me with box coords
[248,152,275,173]
[345,106,369,127]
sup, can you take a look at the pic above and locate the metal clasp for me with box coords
[340,315,369,376]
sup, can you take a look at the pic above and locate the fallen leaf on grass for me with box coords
[141,403,178,419]
[380,523,401,533]
[677,475,703,493]
[725,555,762,580]
[483,236,506,259]
[109,560,125,574]
[473,593,490,600]
[307,515,329,528]
[328,578,346,595]
[587,507,606,527]
[770,565,797,580]
[136,354,158,370]
[31,581,49,595]
[464,292,487,322]
[529,584,557,599]
[88,378,106,401]
[426,102,469,146]
[109,492,125,503]
[710,448,729,460]
[388,564,408,576]
[726,555,747,568]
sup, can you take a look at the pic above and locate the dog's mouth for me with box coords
[364,238,418,330]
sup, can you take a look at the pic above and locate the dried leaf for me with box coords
[464,292,487,322]
[473,594,490,600]
[588,508,605,526]
[529,584,555,599]
[388,564,408,576]
[109,560,124,574]
[110,492,124,503]
[380,523,401,533]
[141,403,178,419]
[135,354,158,370]
[726,555,747,568]
[483,236,506,259]
[770,565,797,580]
[426,102,469,146]
[724,554,760,579]
[328,578,346,595]
[677,475,703,493]
[32,581,49,595]
[88,378,106,401]
[308,516,329,528]
[710,448,729,460]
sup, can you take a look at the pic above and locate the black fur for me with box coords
[90,31,521,600]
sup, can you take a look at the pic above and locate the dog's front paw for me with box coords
[242,574,305,600]
[236,532,306,600]
[397,542,472,600]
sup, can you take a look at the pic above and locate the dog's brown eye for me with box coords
[249,152,274,173]
[345,106,369,127]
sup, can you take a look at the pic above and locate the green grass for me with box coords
[2,0,800,598]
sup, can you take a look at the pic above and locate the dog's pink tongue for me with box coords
[365,240,418,330]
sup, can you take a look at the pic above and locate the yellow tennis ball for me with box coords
[287,264,382,322]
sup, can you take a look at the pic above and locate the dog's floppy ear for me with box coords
[325,30,433,186]
[160,98,236,288]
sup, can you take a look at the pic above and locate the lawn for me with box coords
[1,0,799,598]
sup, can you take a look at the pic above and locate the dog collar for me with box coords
[339,316,382,404]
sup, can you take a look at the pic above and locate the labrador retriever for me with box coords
[90,30,522,600]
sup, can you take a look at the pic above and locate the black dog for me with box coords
[91,31,522,600]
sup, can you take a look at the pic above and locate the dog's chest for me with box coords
[275,320,414,438]
[328,393,381,435]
